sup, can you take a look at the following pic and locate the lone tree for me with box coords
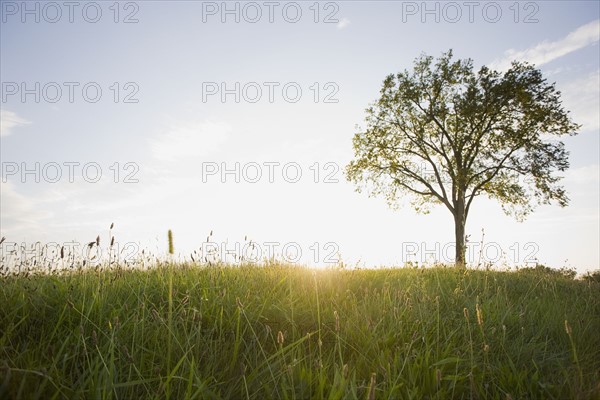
[346,50,580,267]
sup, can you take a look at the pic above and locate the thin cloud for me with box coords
[491,19,599,71]
[565,164,600,184]
[0,110,31,137]
[337,18,350,30]
[150,120,232,162]
[561,70,600,132]
[0,181,52,238]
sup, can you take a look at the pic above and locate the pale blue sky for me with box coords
[1,1,599,271]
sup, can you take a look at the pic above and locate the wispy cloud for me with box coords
[337,18,350,30]
[491,19,600,71]
[0,181,52,237]
[561,69,600,132]
[150,120,232,162]
[0,110,31,137]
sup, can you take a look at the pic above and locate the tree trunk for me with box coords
[454,195,467,268]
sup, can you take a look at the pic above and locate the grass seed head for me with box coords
[476,303,483,326]
[368,373,377,400]
[168,230,174,255]
[564,319,572,336]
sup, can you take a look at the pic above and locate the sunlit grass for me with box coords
[1,263,599,399]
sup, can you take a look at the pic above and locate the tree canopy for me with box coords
[346,50,580,266]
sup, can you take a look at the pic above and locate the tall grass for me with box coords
[1,264,599,399]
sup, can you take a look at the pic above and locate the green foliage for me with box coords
[1,265,599,399]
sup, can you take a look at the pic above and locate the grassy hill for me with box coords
[1,264,599,399]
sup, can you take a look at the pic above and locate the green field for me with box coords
[1,264,599,399]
